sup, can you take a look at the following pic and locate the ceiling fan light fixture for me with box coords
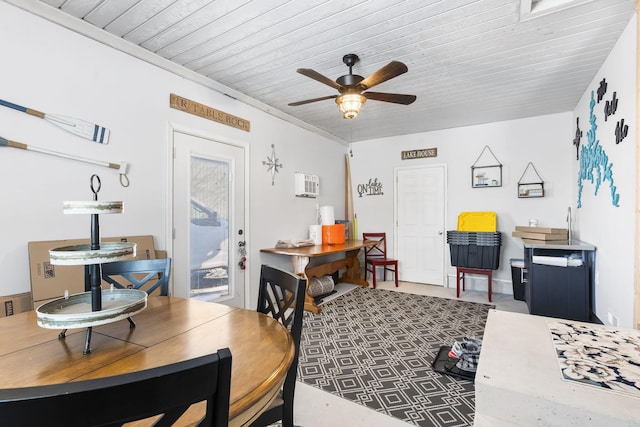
[336,93,366,119]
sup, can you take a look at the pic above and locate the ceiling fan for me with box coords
[289,54,417,119]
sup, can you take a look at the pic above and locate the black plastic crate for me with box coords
[449,244,501,270]
[446,231,501,246]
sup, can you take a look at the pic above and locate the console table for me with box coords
[261,240,374,313]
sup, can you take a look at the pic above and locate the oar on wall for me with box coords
[0,99,110,144]
[0,136,129,187]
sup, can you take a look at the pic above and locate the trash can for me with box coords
[510,258,526,301]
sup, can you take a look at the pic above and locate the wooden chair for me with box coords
[250,265,306,427]
[363,232,399,289]
[0,348,232,427]
[101,258,172,296]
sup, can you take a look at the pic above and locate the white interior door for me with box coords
[395,165,446,285]
[172,130,246,307]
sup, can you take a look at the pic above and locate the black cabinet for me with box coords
[524,244,595,322]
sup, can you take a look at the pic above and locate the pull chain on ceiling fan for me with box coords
[289,54,417,119]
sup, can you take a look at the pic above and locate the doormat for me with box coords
[298,286,493,427]
[548,320,640,398]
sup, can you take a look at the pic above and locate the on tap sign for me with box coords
[357,178,383,197]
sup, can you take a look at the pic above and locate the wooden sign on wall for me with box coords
[401,148,437,160]
[169,93,251,132]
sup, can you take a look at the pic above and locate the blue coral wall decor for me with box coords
[577,91,620,208]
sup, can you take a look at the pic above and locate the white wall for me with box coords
[0,2,346,308]
[350,112,573,291]
[572,15,637,328]
[350,15,638,328]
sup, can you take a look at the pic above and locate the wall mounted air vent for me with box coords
[295,173,319,198]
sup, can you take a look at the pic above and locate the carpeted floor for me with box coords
[297,286,493,427]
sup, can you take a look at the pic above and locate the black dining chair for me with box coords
[0,348,232,427]
[250,265,306,427]
[101,258,172,296]
[99,258,172,333]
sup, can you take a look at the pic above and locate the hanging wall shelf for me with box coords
[471,145,502,188]
[518,162,544,198]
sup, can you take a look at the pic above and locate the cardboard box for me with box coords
[29,235,156,304]
[32,296,62,311]
[0,292,33,317]
[512,226,568,241]
[512,231,568,241]
[515,226,567,235]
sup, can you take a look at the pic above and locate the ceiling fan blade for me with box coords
[364,92,416,105]
[288,95,338,106]
[358,61,408,90]
[297,68,344,90]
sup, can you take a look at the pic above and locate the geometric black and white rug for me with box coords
[297,286,493,427]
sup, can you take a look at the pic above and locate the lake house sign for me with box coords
[401,148,437,160]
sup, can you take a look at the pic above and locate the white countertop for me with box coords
[474,310,639,426]
[521,238,596,250]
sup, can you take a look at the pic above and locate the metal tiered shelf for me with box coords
[35,175,146,354]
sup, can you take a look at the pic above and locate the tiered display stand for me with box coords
[36,175,146,354]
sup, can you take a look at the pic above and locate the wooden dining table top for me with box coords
[0,296,295,426]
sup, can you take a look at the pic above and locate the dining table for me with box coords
[0,296,295,426]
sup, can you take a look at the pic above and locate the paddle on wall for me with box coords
[0,98,110,144]
[0,136,129,187]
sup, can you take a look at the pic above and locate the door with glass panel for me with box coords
[172,130,245,307]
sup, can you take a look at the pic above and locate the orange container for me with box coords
[322,224,345,245]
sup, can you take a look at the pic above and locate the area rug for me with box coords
[548,320,640,398]
[297,286,493,427]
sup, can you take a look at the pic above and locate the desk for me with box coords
[261,240,373,313]
[0,296,294,426]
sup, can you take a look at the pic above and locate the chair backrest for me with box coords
[102,258,172,296]
[256,265,307,397]
[0,348,232,427]
[363,233,388,260]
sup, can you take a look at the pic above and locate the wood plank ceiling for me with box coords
[18,0,637,143]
